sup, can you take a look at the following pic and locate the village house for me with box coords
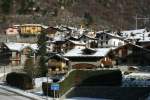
[64,47,113,69]
[47,54,69,73]
[13,24,48,35]
[78,34,98,48]
[121,28,149,44]
[5,27,19,36]
[44,26,62,39]
[50,38,86,53]
[64,40,86,52]
[52,40,66,53]
[110,43,150,66]
[136,36,150,47]
[96,32,124,48]
[0,42,37,66]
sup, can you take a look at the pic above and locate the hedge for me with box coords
[6,72,34,90]
[42,69,122,97]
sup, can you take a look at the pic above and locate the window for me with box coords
[106,35,108,39]
[106,41,108,44]
[101,42,103,46]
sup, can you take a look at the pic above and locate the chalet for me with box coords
[111,43,150,65]
[78,34,98,48]
[96,32,123,48]
[52,40,66,53]
[47,54,69,72]
[14,24,48,35]
[64,40,86,52]
[64,47,113,69]
[44,27,62,39]
[5,27,19,36]
[0,42,37,66]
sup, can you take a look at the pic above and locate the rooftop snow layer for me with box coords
[64,48,111,57]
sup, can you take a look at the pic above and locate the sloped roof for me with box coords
[67,40,86,45]
[79,34,98,40]
[4,42,38,52]
[96,32,123,39]
[64,48,112,57]
[48,54,69,61]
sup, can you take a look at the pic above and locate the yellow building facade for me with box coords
[14,24,47,35]
[48,59,67,71]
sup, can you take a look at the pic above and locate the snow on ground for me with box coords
[66,97,111,100]
[0,73,7,78]
[34,77,52,88]
[0,84,44,100]
[125,73,150,79]
[122,72,150,87]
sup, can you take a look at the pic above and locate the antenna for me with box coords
[134,15,149,29]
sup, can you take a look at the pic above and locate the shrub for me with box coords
[6,72,34,90]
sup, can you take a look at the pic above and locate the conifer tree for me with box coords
[37,29,48,76]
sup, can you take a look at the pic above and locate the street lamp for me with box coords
[3,65,6,82]
[46,73,49,100]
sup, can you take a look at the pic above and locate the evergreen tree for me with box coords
[24,58,37,79]
[37,29,48,76]
[1,0,12,14]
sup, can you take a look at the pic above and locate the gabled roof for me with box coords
[48,54,69,61]
[67,36,80,41]
[114,43,150,53]
[64,48,112,57]
[121,29,148,40]
[66,40,86,45]
[13,24,48,29]
[96,32,123,39]
[79,34,98,40]
[121,29,146,35]
[4,42,38,52]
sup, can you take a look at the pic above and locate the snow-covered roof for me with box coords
[5,42,29,51]
[53,35,65,41]
[4,42,38,52]
[29,44,38,51]
[120,29,150,42]
[68,40,86,45]
[80,34,98,40]
[138,37,150,42]
[121,29,146,35]
[64,48,111,57]
[121,29,147,38]
[13,24,48,28]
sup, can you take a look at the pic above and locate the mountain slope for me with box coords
[0,0,150,30]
